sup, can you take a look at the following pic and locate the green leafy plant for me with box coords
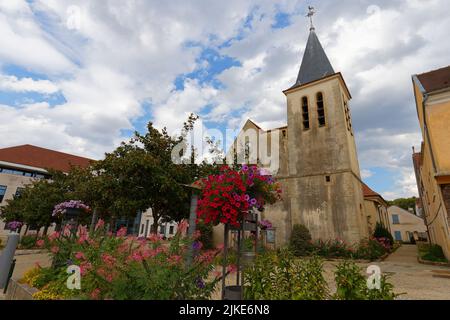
[28,219,227,300]
[334,260,399,300]
[312,239,354,259]
[354,238,388,261]
[373,223,394,247]
[418,243,448,263]
[19,235,39,249]
[289,224,313,257]
[244,249,329,300]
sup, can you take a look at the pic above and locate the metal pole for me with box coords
[0,232,20,289]
[221,224,229,300]
[186,193,198,267]
[89,208,98,233]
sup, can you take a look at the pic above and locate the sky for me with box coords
[1,0,450,200]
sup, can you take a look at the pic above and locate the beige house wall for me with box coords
[413,79,450,259]
[364,198,390,236]
[388,206,427,243]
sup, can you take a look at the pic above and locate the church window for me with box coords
[301,97,310,130]
[325,175,331,183]
[317,92,326,127]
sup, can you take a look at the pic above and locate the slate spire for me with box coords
[294,25,335,86]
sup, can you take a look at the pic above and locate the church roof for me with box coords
[293,29,335,87]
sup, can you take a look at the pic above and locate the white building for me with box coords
[138,208,178,239]
[388,206,428,243]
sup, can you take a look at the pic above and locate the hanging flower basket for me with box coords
[52,200,91,219]
[196,165,282,228]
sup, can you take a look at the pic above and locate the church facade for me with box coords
[227,23,370,246]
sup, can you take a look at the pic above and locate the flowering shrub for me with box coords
[27,219,227,300]
[6,221,22,231]
[196,165,281,227]
[52,200,91,217]
[312,239,354,259]
[259,219,272,230]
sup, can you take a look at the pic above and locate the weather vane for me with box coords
[306,6,316,31]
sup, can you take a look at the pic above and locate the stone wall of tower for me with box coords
[285,75,369,244]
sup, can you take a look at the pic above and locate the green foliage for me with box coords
[289,224,313,256]
[334,261,399,300]
[388,198,417,214]
[32,221,225,300]
[418,243,448,263]
[19,235,38,249]
[373,222,394,246]
[354,238,389,261]
[244,249,329,300]
[312,239,354,259]
[196,222,214,250]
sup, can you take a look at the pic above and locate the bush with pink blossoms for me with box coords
[30,219,227,300]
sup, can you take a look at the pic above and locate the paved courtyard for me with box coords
[322,245,450,300]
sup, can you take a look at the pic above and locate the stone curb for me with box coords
[417,257,450,267]
[14,249,49,256]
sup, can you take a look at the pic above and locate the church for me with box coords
[226,15,376,246]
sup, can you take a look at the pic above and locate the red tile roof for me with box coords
[417,65,450,93]
[0,144,93,173]
[362,182,381,198]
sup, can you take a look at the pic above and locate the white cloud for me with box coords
[0,0,449,199]
[0,74,59,94]
[361,169,374,179]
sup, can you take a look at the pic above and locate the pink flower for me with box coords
[227,264,238,274]
[116,227,128,237]
[130,251,143,262]
[95,219,105,231]
[177,219,189,236]
[101,253,116,266]
[90,288,101,300]
[148,233,163,242]
[80,261,92,276]
[51,246,59,254]
[48,232,60,241]
[36,239,45,247]
[75,252,86,260]
[216,243,224,251]
[168,255,182,265]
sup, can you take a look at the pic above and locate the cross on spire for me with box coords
[306,6,316,31]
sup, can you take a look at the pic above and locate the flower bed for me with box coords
[21,220,229,300]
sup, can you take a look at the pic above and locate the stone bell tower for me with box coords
[284,9,368,243]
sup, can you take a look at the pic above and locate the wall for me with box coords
[0,172,37,240]
[388,206,427,242]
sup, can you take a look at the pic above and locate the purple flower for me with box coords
[6,221,22,231]
[192,241,202,250]
[242,165,249,172]
[53,200,91,217]
[250,198,257,205]
[196,277,205,289]
[244,194,250,201]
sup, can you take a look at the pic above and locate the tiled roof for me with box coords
[294,29,335,86]
[0,144,93,173]
[416,65,450,93]
[362,182,381,198]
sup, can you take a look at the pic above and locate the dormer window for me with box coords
[301,96,310,130]
[317,92,326,127]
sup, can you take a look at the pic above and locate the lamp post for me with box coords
[181,179,203,267]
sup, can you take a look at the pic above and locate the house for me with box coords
[388,206,428,243]
[0,144,92,239]
[412,65,450,259]
[362,182,390,235]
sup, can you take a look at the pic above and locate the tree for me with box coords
[388,197,417,214]
[0,175,67,235]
